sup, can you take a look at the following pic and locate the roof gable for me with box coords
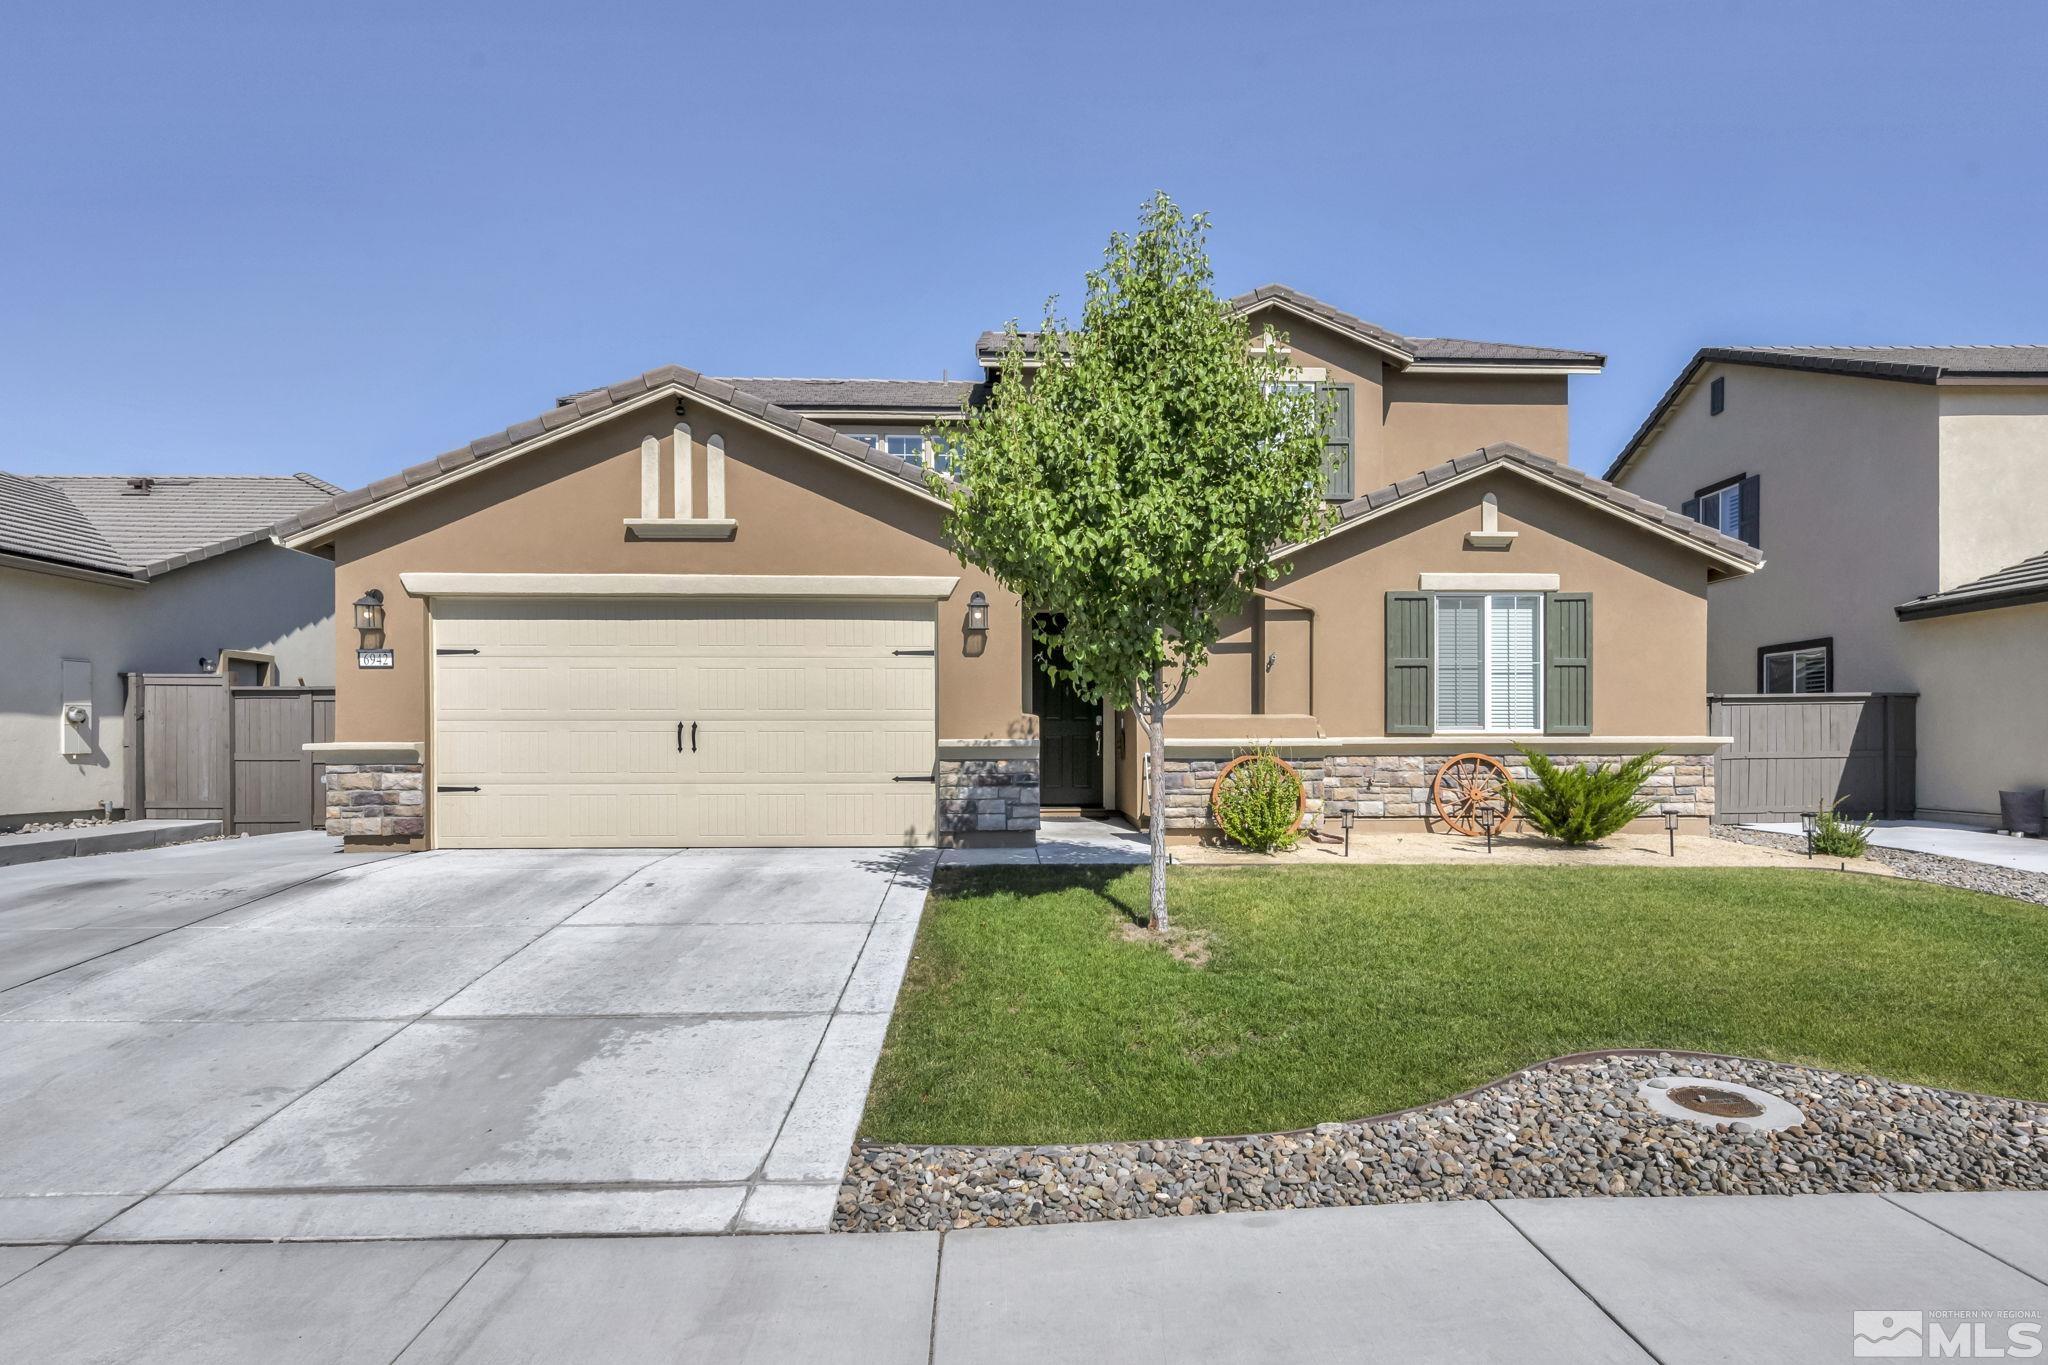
[974,284,1603,372]
[1292,442,1760,578]
[278,366,947,550]
[1607,345,2048,483]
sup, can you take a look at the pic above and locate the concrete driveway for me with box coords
[0,833,931,1242]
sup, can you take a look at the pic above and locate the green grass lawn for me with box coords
[862,865,2048,1145]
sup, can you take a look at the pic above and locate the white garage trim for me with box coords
[402,572,961,600]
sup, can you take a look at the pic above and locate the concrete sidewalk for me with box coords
[1750,817,2048,874]
[2,1191,2042,1362]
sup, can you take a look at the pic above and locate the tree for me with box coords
[936,193,1331,929]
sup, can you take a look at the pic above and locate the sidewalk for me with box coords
[3,1191,2042,1362]
[1750,818,2048,875]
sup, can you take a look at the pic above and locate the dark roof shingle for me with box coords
[974,284,1602,369]
[1897,549,2048,619]
[0,471,336,578]
[708,377,983,415]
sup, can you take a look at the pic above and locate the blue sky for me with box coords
[4,1,2043,487]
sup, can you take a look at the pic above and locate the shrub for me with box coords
[1505,747,1666,846]
[1211,750,1303,853]
[1811,800,1874,858]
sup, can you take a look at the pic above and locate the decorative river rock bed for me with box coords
[834,1053,2046,1232]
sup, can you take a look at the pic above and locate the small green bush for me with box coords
[1811,800,1874,858]
[1211,750,1303,852]
[1506,747,1666,846]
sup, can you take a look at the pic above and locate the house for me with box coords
[0,471,339,826]
[1605,345,2048,828]
[276,285,1756,851]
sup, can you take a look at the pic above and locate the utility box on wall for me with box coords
[59,658,93,758]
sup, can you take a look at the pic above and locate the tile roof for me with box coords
[976,285,1602,369]
[1323,442,1761,573]
[0,471,337,579]
[277,366,944,545]
[1896,548,2048,620]
[1606,345,2048,482]
[707,377,983,415]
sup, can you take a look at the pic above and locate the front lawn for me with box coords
[862,865,2048,1145]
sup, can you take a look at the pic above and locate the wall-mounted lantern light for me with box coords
[965,590,989,634]
[353,589,386,646]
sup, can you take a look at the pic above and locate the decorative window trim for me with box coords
[1757,637,1833,694]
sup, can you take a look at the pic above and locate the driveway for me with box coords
[0,833,931,1242]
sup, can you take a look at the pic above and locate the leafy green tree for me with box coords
[936,193,1331,929]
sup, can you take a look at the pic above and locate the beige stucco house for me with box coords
[0,471,338,826]
[1607,346,2048,828]
[278,286,1757,851]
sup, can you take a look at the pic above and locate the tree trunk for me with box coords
[1147,665,1170,932]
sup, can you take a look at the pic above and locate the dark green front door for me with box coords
[1033,629,1102,807]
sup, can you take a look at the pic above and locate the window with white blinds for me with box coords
[1434,593,1543,733]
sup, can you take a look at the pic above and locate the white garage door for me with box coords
[430,597,937,848]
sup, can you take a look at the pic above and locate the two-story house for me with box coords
[277,285,1757,852]
[1606,346,2048,828]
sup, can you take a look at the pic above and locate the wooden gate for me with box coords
[122,674,336,834]
[1707,693,1917,825]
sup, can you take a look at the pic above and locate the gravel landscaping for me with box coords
[835,1052,2047,1232]
[1713,824,2048,907]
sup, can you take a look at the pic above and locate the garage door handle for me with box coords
[436,648,481,656]
[892,774,936,783]
[691,722,698,753]
[893,648,935,656]
[436,785,480,793]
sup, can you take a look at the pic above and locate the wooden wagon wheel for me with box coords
[1209,753,1307,833]
[1431,752,1513,836]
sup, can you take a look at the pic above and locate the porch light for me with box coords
[1663,808,1680,857]
[353,589,386,646]
[1340,804,1356,858]
[1476,802,1504,854]
[965,591,989,634]
[1800,810,1818,859]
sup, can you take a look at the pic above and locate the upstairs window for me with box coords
[847,433,949,474]
[1760,640,1831,694]
[1685,474,1759,547]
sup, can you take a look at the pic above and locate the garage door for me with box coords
[430,597,936,848]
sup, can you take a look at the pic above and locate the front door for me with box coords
[1032,623,1102,807]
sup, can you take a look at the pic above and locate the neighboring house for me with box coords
[0,471,339,825]
[1606,346,2048,827]
[278,285,1755,852]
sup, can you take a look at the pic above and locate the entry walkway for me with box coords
[1,1191,2042,1361]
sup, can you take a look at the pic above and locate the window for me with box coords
[1695,479,1742,539]
[847,433,949,474]
[1710,376,1726,416]
[1759,639,1831,694]
[1434,593,1542,732]
[1262,378,1353,500]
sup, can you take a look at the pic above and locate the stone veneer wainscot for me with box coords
[1159,750,1716,833]
[938,754,1041,841]
[322,764,426,840]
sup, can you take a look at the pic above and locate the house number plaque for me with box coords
[356,648,395,669]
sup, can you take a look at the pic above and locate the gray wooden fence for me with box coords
[1708,693,1917,825]
[122,674,336,834]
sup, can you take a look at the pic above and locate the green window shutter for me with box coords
[1385,591,1433,735]
[1544,593,1592,734]
[1322,382,1354,501]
